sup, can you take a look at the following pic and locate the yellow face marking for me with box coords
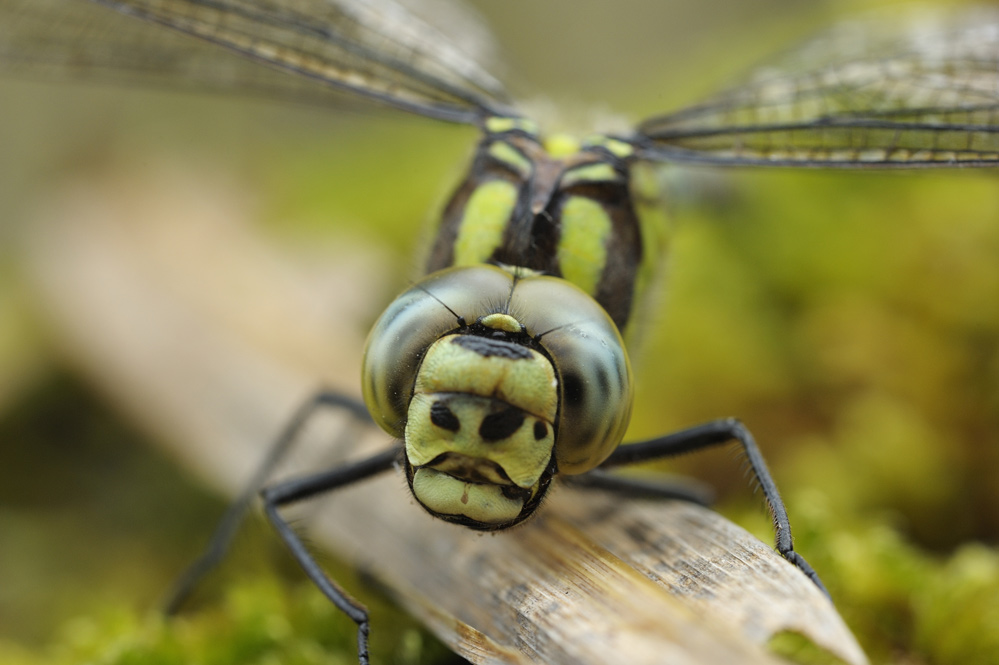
[557,196,612,296]
[480,313,523,333]
[544,133,581,159]
[487,141,532,176]
[405,335,559,524]
[560,163,619,188]
[453,179,519,266]
[411,468,524,525]
[485,116,539,135]
[414,338,558,420]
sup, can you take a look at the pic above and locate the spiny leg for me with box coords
[565,468,715,506]
[598,417,828,596]
[261,447,398,665]
[164,390,372,614]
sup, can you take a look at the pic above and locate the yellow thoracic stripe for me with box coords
[544,133,582,159]
[560,162,620,188]
[484,116,540,135]
[557,195,613,296]
[453,179,519,265]
[487,140,533,176]
[585,136,635,159]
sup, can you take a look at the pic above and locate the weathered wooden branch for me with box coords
[22,168,868,665]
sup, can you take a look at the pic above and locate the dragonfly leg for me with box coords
[260,447,399,665]
[599,417,829,596]
[566,468,715,506]
[164,390,373,614]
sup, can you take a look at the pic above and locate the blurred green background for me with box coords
[1,0,997,663]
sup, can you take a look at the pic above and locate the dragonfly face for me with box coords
[402,314,561,529]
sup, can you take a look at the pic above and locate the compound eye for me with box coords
[361,266,516,438]
[506,276,633,475]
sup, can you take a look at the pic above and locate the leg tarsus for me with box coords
[783,549,830,598]
[567,468,715,506]
[357,622,371,665]
[163,496,251,615]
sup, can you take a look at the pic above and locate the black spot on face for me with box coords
[479,407,525,442]
[562,372,584,406]
[430,401,461,432]
[533,421,548,440]
[453,334,532,359]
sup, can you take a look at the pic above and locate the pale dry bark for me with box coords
[22,167,868,665]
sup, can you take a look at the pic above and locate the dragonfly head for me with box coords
[362,265,633,530]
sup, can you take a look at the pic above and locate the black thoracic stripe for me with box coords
[591,190,643,330]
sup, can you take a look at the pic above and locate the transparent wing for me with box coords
[0,0,513,124]
[637,7,999,168]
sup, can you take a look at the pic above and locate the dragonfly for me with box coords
[2,1,997,663]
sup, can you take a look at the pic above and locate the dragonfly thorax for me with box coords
[425,117,660,336]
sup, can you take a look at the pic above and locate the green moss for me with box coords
[915,544,999,665]
[768,630,851,665]
[0,577,456,665]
